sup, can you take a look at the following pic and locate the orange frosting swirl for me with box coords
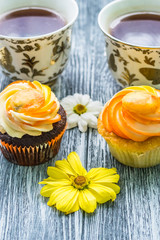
[0,80,61,138]
[101,86,160,142]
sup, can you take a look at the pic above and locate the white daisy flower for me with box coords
[61,93,103,132]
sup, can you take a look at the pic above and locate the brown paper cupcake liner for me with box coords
[0,127,66,166]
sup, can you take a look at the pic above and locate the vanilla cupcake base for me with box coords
[98,118,160,168]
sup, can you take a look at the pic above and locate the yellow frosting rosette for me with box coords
[0,80,61,138]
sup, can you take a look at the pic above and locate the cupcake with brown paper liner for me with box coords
[98,86,160,168]
[0,80,67,166]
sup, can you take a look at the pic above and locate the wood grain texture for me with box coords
[0,0,160,239]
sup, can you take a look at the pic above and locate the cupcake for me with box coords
[0,80,67,166]
[98,86,160,168]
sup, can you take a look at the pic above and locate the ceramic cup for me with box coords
[0,0,78,85]
[98,0,160,89]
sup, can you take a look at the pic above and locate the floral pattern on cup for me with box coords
[106,37,160,88]
[0,27,72,84]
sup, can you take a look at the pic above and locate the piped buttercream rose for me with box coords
[101,86,160,142]
[0,80,61,138]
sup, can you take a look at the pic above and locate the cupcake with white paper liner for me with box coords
[98,86,160,168]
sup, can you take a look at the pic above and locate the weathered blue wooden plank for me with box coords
[0,0,160,239]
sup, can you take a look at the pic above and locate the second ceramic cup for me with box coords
[98,0,160,89]
[0,0,78,85]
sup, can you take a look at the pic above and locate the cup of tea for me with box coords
[98,0,160,89]
[0,0,78,85]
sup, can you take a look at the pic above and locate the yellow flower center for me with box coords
[72,175,88,189]
[73,104,87,115]
[74,176,86,185]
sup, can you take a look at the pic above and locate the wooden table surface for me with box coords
[0,0,160,239]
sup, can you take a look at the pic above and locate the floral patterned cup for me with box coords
[0,0,78,85]
[98,0,160,89]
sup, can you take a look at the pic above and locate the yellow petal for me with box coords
[94,175,120,184]
[67,152,87,176]
[56,189,79,214]
[39,177,54,183]
[87,168,117,180]
[55,159,76,176]
[39,178,71,187]
[98,183,120,194]
[78,189,97,213]
[47,186,79,214]
[89,183,117,203]
[47,167,69,180]
[47,187,67,206]
[65,200,79,215]
[40,185,56,197]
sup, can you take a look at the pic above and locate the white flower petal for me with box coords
[68,113,80,123]
[61,105,74,114]
[66,110,74,116]
[86,101,103,116]
[88,118,98,129]
[81,113,98,128]
[67,114,79,129]
[61,96,76,116]
[67,123,76,130]
[61,93,103,132]
[61,95,75,102]
[78,118,88,132]
[61,96,76,108]
[62,106,74,113]
[72,93,82,104]
[74,93,90,106]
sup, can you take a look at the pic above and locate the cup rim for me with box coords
[98,0,160,49]
[0,0,79,40]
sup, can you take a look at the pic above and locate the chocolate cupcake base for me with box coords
[0,128,65,166]
[0,105,67,166]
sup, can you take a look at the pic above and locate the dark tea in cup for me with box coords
[110,12,160,47]
[0,7,66,37]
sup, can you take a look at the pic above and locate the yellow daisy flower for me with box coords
[39,152,120,214]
